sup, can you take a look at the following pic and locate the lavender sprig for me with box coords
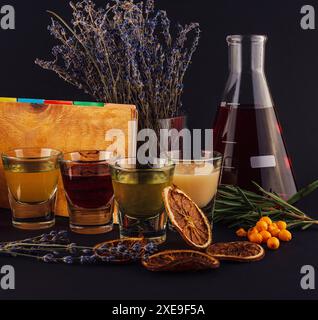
[35,0,201,130]
[0,231,158,265]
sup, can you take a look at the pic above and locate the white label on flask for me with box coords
[250,155,276,169]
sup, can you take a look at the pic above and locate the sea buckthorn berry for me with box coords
[256,221,268,232]
[248,227,259,236]
[267,237,280,250]
[248,232,263,244]
[268,224,280,237]
[260,216,272,225]
[260,230,272,243]
[277,221,287,230]
[278,229,292,242]
[236,228,247,238]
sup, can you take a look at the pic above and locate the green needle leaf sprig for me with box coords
[214,181,318,230]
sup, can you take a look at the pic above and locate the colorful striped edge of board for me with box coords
[0,97,17,102]
[18,98,45,104]
[44,100,73,105]
[0,98,105,107]
[73,101,105,107]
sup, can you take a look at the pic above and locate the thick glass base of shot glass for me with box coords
[9,194,56,230]
[68,204,114,235]
[119,211,167,244]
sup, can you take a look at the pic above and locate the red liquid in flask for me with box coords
[213,105,297,199]
[214,35,297,199]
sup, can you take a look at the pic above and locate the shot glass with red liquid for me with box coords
[60,150,115,234]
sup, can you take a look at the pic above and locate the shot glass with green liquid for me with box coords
[110,158,175,244]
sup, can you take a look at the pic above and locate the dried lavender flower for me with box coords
[62,256,75,264]
[35,0,201,130]
[0,234,158,266]
[43,254,56,263]
[144,242,157,254]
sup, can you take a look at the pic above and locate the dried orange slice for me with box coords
[142,250,220,272]
[207,241,265,262]
[94,238,147,264]
[163,186,212,249]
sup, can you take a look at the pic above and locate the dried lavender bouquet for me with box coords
[35,0,200,130]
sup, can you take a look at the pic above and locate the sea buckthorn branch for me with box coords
[214,181,318,230]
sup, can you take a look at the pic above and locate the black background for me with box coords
[0,0,318,301]
[0,212,317,301]
[1,0,317,196]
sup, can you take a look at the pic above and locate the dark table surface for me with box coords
[0,209,317,301]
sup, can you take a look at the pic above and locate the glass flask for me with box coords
[213,35,297,199]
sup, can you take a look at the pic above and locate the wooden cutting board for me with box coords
[0,101,137,216]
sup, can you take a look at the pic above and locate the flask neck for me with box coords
[228,35,266,73]
[222,35,273,107]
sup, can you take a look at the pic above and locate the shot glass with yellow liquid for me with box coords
[2,148,62,230]
[110,158,175,244]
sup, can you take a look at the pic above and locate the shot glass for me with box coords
[168,150,223,221]
[2,148,62,230]
[60,150,115,235]
[110,158,175,244]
